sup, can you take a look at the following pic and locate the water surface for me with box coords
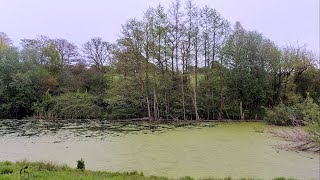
[0,120,318,179]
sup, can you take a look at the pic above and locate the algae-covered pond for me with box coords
[0,120,318,179]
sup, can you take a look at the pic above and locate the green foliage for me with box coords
[104,77,145,120]
[301,96,320,144]
[0,166,13,174]
[43,43,62,74]
[47,92,103,119]
[0,71,36,119]
[265,95,320,145]
[301,95,320,123]
[264,103,302,126]
[0,161,299,180]
[32,90,53,118]
[272,178,298,180]
[28,66,58,98]
[0,4,318,121]
[104,95,144,120]
[295,67,320,104]
[35,161,61,171]
[180,176,194,180]
[3,161,12,166]
[77,158,85,171]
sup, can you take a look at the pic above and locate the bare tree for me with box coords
[20,36,51,65]
[200,6,212,69]
[185,0,200,121]
[168,0,184,75]
[82,37,112,72]
[53,39,79,65]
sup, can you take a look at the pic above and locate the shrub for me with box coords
[265,95,320,146]
[180,176,194,180]
[264,103,301,126]
[265,96,319,127]
[104,94,145,120]
[0,166,13,174]
[77,158,85,171]
[301,96,320,145]
[273,178,298,180]
[47,92,103,119]
[3,161,12,165]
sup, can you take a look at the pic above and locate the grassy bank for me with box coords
[0,161,298,180]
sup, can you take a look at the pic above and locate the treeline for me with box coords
[0,0,319,120]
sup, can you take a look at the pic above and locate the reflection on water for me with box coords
[0,120,319,179]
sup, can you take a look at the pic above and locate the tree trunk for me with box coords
[145,27,151,121]
[240,101,245,121]
[181,49,186,121]
[193,82,200,121]
[194,35,200,121]
[153,87,159,121]
[219,54,224,120]
[182,76,186,121]
[147,97,151,120]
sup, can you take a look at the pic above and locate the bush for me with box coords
[77,158,85,171]
[104,94,145,120]
[3,161,12,165]
[273,178,298,180]
[46,92,104,119]
[265,96,320,146]
[302,96,320,145]
[180,176,194,180]
[264,103,303,126]
[0,166,13,174]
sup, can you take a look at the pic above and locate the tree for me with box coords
[116,18,151,119]
[185,0,200,121]
[53,39,79,65]
[168,0,183,76]
[0,1,318,122]
[199,6,230,119]
[0,32,12,51]
[20,36,52,65]
[82,37,112,73]
[223,22,281,119]
[0,49,37,119]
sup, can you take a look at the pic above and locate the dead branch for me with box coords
[268,128,320,152]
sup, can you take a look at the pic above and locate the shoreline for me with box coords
[0,161,300,180]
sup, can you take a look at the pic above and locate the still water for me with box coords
[0,119,319,179]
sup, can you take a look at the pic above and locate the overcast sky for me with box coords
[0,0,319,55]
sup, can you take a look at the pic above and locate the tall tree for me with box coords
[0,32,12,50]
[20,36,51,65]
[168,0,183,76]
[82,37,112,73]
[53,39,79,65]
[185,0,200,121]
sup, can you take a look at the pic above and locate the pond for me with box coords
[0,119,318,179]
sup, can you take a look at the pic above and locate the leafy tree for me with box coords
[0,1,318,122]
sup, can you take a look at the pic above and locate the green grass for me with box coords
[0,161,298,180]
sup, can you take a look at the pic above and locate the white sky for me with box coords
[0,0,319,55]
